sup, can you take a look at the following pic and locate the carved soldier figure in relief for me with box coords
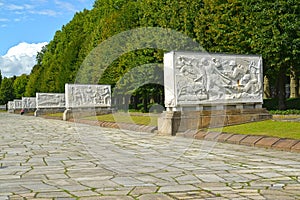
[102,86,111,105]
[93,88,103,105]
[85,86,93,104]
[201,57,232,100]
[176,56,208,102]
[71,87,82,106]
[242,60,262,96]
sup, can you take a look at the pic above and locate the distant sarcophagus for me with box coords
[22,97,36,109]
[36,93,65,109]
[65,84,111,109]
[14,100,23,109]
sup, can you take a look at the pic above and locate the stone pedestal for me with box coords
[158,111,181,136]
[63,107,113,121]
[34,108,65,117]
[63,109,72,121]
[159,51,269,136]
[158,108,272,136]
[34,109,41,117]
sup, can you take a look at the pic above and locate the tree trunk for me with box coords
[290,67,299,98]
[278,67,286,110]
[143,97,148,113]
[133,95,138,110]
[124,95,130,110]
[263,75,271,99]
[299,79,300,98]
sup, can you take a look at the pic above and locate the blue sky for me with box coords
[0,0,95,77]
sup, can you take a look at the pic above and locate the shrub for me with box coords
[263,98,300,110]
[269,109,300,115]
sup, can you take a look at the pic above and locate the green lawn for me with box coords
[47,113,64,117]
[212,120,300,140]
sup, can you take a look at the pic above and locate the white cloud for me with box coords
[29,0,47,4]
[5,3,34,11]
[0,42,48,77]
[6,4,24,11]
[24,4,34,9]
[29,9,60,17]
[0,18,9,22]
[55,0,76,12]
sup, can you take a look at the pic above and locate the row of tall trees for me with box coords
[0,70,29,105]
[1,0,299,110]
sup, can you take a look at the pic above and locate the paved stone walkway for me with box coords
[0,113,299,200]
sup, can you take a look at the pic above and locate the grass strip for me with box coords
[211,120,300,140]
[86,113,158,126]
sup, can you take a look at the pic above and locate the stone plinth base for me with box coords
[63,107,112,121]
[34,108,65,117]
[158,108,271,136]
[8,109,14,113]
[13,109,22,114]
[157,111,181,136]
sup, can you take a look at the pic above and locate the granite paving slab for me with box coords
[0,113,299,199]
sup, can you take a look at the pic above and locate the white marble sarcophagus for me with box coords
[159,51,270,135]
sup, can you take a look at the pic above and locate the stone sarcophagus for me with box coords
[34,93,65,117]
[159,51,270,135]
[63,84,112,121]
[65,84,111,109]
[22,97,36,110]
[14,100,23,110]
[36,93,65,109]
[7,101,14,111]
[164,51,263,110]
[0,105,6,110]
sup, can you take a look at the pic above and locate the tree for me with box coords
[0,70,2,86]
[23,0,299,111]
[0,77,14,104]
[13,74,29,98]
[194,0,300,110]
[25,64,42,97]
[247,0,300,109]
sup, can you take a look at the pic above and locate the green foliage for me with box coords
[0,77,15,104]
[264,98,300,110]
[269,109,300,115]
[25,64,42,96]
[263,98,278,110]
[13,74,29,98]
[0,70,2,86]
[194,0,299,109]
[18,0,299,113]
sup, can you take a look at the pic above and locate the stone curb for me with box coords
[69,118,158,133]
[193,131,300,153]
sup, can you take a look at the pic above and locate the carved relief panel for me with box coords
[36,93,66,109]
[14,100,23,109]
[22,97,36,109]
[65,84,111,109]
[164,51,263,108]
[8,101,14,110]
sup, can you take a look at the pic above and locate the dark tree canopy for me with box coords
[14,0,299,110]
